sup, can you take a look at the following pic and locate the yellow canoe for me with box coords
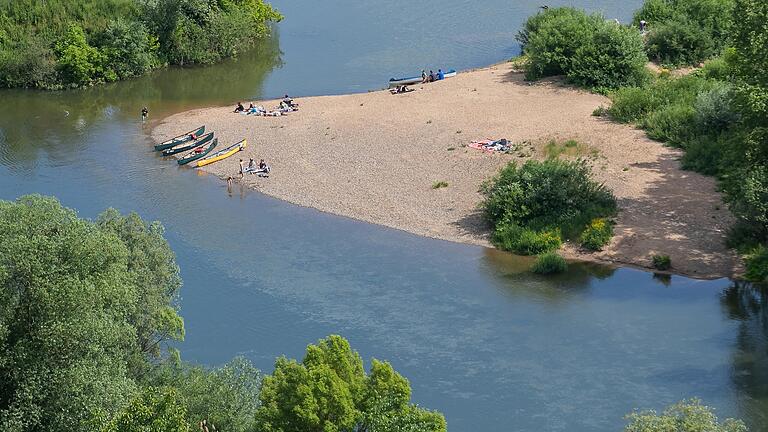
[195,139,246,167]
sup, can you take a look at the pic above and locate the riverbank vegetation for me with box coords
[0,0,282,88]
[481,159,617,255]
[0,195,446,431]
[517,0,768,281]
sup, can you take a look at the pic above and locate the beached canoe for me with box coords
[154,125,205,151]
[178,138,218,165]
[162,132,213,156]
[388,69,456,87]
[195,139,246,168]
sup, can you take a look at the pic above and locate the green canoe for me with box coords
[162,132,213,156]
[177,138,218,165]
[154,125,205,151]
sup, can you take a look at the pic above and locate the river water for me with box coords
[1,0,766,430]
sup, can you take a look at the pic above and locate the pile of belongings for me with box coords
[468,138,511,153]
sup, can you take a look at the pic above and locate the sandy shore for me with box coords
[153,62,741,279]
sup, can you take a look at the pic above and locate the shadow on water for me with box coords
[721,282,768,429]
[481,248,617,303]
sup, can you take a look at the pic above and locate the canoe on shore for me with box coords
[195,139,246,167]
[154,125,205,151]
[162,132,214,156]
[177,138,218,165]
[388,69,456,87]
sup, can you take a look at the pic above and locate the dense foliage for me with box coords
[254,335,447,432]
[0,196,449,430]
[580,218,614,251]
[633,0,735,66]
[624,399,746,432]
[603,0,768,280]
[481,159,617,255]
[0,0,282,88]
[516,7,648,91]
[0,195,183,430]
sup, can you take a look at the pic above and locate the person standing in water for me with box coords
[141,107,148,122]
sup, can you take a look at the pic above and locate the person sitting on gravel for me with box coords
[234,102,245,113]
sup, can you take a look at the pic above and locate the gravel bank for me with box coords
[153,62,740,279]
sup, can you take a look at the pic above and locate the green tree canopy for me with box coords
[0,195,183,430]
[624,399,747,432]
[254,335,446,432]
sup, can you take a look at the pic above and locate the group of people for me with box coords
[421,69,445,83]
[234,95,299,117]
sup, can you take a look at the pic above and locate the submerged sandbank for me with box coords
[153,62,740,279]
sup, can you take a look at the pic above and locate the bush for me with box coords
[607,86,661,122]
[643,103,697,146]
[568,22,649,91]
[492,223,562,255]
[531,253,568,274]
[432,181,449,189]
[693,82,738,131]
[744,245,768,283]
[481,159,617,237]
[520,7,647,90]
[652,254,672,270]
[634,0,735,66]
[580,218,614,250]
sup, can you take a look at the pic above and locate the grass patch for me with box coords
[652,254,672,271]
[542,139,593,159]
[531,252,568,274]
[432,181,449,189]
[493,224,562,255]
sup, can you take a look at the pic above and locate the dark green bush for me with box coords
[493,223,562,255]
[634,0,735,66]
[652,254,672,270]
[580,218,614,251]
[569,22,650,91]
[744,245,768,283]
[519,7,647,90]
[531,253,569,274]
[482,159,617,254]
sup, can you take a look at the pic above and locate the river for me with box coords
[0,0,766,430]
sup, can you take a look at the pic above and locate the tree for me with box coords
[624,399,746,432]
[254,335,446,432]
[0,195,183,430]
[150,357,262,432]
[103,387,189,432]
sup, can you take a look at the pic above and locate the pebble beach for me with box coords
[153,62,740,279]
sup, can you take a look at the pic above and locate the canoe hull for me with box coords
[154,125,205,151]
[195,139,247,167]
[388,69,456,87]
[162,132,213,156]
[178,138,218,165]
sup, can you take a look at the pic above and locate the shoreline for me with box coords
[152,61,741,280]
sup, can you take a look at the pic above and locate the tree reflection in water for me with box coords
[721,282,768,429]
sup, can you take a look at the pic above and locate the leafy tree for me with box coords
[100,19,160,79]
[519,7,648,90]
[54,24,113,85]
[150,357,262,432]
[103,387,190,432]
[0,195,183,430]
[624,399,747,432]
[254,335,446,432]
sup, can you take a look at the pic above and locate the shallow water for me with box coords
[1,0,767,430]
